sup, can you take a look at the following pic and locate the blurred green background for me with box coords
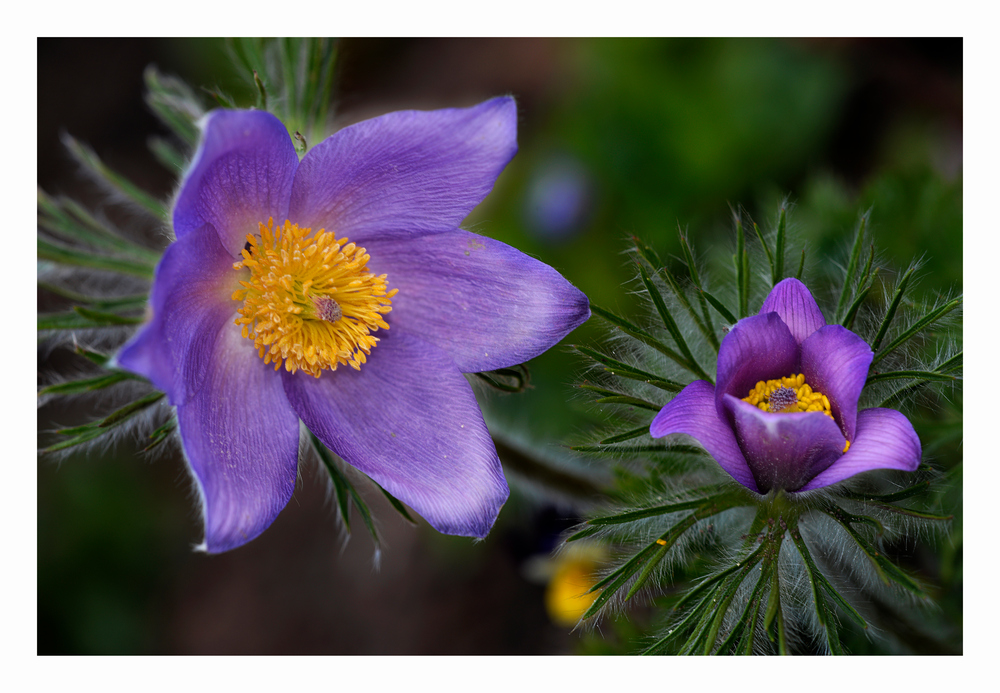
[38,38,962,654]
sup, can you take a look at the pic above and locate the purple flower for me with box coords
[116,99,590,552]
[650,278,920,494]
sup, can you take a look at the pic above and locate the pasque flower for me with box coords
[116,98,590,552]
[650,278,920,493]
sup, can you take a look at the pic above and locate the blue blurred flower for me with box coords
[650,278,920,493]
[117,99,590,552]
[524,155,593,242]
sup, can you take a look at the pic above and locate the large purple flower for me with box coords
[650,278,920,493]
[116,99,590,552]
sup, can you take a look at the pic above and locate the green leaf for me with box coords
[671,562,744,614]
[99,391,165,428]
[583,515,701,619]
[938,350,963,373]
[871,297,962,365]
[823,507,927,596]
[597,425,651,445]
[584,493,747,620]
[634,263,714,382]
[38,306,143,331]
[73,345,112,366]
[38,190,162,263]
[74,306,144,325]
[62,134,168,219]
[144,418,178,452]
[772,205,786,284]
[144,66,203,146]
[38,371,138,396]
[857,502,953,522]
[574,345,683,392]
[698,287,738,325]
[763,560,783,643]
[842,481,932,504]
[633,236,717,351]
[378,486,417,525]
[40,426,109,454]
[590,304,694,375]
[840,269,878,330]
[582,386,662,411]
[473,364,530,393]
[789,518,867,643]
[565,525,601,543]
[865,370,958,385]
[38,281,148,311]
[642,579,725,654]
[677,229,719,351]
[148,136,188,172]
[695,550,765,654]
[752,222,775,280]
[586,491,735,526]
[316,438,353,531]
[40,391,165,455]
[876,356,961,406]
[624,542,670,601]
[38,237,155,279]
[870,266,916,353]
[569,443,705,456]
[794,247,806,282]
[311,433,382,543]
[734,216,750,318]
[836,211,869,320]
[715,562,770,654]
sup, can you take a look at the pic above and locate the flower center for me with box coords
[741,373,834,419]
[231,218,397,377]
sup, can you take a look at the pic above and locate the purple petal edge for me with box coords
[651,381,758,492]
[724,395,846,493]
[173,109,298,256]
[289,97,518,244]
[365,229,589,372]
[800,324,873,441]
[715,313,799,420]
[798,407,922,491]
[282,330,509,538]
[116,227,240,407]
[177,322,301,554]
[758,278,826,344]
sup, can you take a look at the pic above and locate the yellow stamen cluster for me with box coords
[232,218,397,377]
[741,373,834,419]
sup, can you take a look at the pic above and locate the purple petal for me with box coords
[176,322,301,553]
[758,278,826,344]
[650,381,758,492]
[800,324,873,441]
[364,230,589,372]
[723,395,847,492]
[116,227,240,407]
[282,330,509,538]
[714,313,799,419]
[799,408,922,491]
[173,110,299,256]
[288,97,518,244]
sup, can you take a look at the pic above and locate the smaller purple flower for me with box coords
[650,278,921,493]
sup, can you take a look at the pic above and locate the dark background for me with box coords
[38,38,962,654]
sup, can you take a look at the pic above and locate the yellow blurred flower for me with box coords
[541,543,607,627]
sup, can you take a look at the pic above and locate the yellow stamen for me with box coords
[232,218,397,377]
[741,373,835,420]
